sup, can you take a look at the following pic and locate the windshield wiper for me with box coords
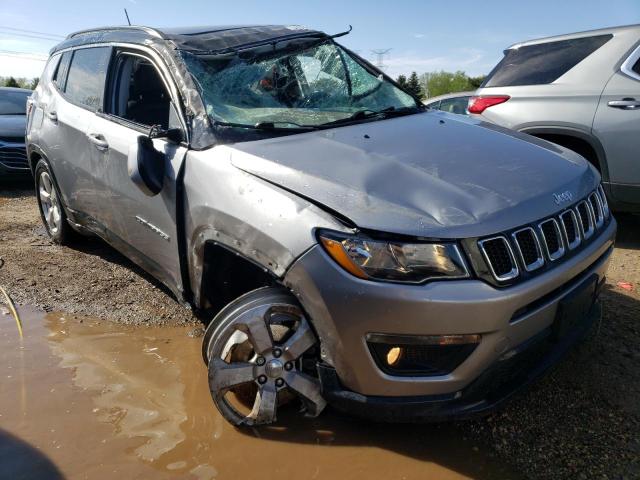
[213,120,319,131]
[318,106,422,127]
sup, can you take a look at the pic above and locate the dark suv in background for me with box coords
[0,87,31,178]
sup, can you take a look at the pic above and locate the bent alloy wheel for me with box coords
[203,288,326,426]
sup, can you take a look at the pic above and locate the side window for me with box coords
[41,53,61,84]
[108,53,174,129]
[65,47,111,110]
[483,34,613,87]
[53,52,72,91]
[439,97,469,115]
[633,58,640,76]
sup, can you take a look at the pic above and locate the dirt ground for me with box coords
[1,183,639,479]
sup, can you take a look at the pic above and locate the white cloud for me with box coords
[378,48,495,78]
[413,33,425,39]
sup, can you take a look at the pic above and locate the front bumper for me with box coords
[0,143,30,177]
[284,219,616,402]
[317,300,601,421]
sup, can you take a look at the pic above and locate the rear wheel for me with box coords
[34,160,74,245]
[203,287,326,426]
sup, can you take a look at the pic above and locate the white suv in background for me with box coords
[470,24,640,212]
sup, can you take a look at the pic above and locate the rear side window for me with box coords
[53,52,71,91]
[483,34,612,87]
[633,58,640,76]
[64,47,112,110]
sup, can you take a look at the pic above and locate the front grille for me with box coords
[512,227,544,271]
[478,237,518,280]
[0,136,23,143]
[0,147,28,170]
[539,218,564,261]
[478,186,609,283]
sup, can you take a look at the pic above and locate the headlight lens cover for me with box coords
[319,231,469,283]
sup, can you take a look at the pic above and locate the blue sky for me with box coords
[1,0,638,79]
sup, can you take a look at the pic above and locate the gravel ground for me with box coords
[0,183,196,326]
[1,183,639,478]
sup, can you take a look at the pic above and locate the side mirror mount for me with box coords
[128,135,166,196]
[149,124,184,143]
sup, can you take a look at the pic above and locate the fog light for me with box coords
[386,346,403,366]
[367,333,480,377]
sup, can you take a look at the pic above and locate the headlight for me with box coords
[318,231,470,283]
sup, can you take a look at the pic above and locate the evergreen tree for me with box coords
[396,74,408,89]
[406,71,424,99]
[5,77,19,88]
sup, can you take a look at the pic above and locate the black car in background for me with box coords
[0,87,31,177]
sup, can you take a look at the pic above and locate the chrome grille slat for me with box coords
[588,192,604,228]
[576,200,595,240]
[511,227,544,272]
[538,218,565,261]
[597,185,609,218]
[478,236,519,281]
[559,210,581,250]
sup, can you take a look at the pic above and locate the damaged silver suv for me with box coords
[27,25,616,426]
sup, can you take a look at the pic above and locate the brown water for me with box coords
[0,307,519,480]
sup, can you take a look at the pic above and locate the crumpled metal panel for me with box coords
[183,146,350,308]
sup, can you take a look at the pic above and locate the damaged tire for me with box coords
[34,160,75,245]
[203,287,326,426]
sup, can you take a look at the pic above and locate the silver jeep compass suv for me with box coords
[26,25,616,426]
[470,24,640,212]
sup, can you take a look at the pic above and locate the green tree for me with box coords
[421,71,473,98]
[4,77,20,88]
[29,77,39,90]
[468,75,486,89]
[406,71,424,99]
[396,74,408,89]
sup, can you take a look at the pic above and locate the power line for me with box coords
[0,26,64,39]
[0,30,61,42]
[0,49,48,62]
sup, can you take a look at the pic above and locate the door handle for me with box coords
[45,110,58,122]
[608,98,640,110]
[87,133,109,151]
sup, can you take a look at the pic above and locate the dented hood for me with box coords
[230,112,599,239]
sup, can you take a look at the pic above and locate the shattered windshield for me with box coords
[182,39,419,131]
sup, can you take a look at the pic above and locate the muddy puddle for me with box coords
[0,306,520,479]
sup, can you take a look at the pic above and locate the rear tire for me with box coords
[34,160,75,245]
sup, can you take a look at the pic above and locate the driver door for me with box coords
[88,49,188,296]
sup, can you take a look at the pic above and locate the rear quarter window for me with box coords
[53,52,72,91]
[64,47,112,110]
[483,34,612,87]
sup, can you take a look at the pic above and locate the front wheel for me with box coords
[203,287,327,426]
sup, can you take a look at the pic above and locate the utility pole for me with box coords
[370,48,391,71]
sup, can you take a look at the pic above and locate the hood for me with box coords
[0,115,27,140]
[230,111,598,239]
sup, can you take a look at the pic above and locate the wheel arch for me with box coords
[519,126,609,181]
[196,239,283,317]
